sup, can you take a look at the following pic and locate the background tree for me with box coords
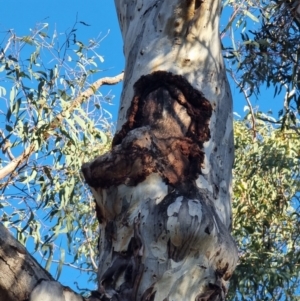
[223,1,300,300]
[224,0,300,127]
[230,116,300,301]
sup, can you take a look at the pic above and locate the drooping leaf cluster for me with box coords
[0,21,114,281]
[223,0,300,125]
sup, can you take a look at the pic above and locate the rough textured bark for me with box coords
[0,223,51,301]
[0,223,102,301]
[82,1,238,301]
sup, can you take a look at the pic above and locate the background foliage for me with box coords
[230,117,300,300]
[0,21,114,283]
[223,1,300,300]
[0,0,299,299]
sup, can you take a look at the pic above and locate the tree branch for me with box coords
[0,72,124,182]
[0,130,15,160]
[0,223,53,301]
[0,145,35,184]
[49,72,124,130]
[230,70,257,139]
[0,223,98,301]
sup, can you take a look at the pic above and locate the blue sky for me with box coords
[0,0,282,294]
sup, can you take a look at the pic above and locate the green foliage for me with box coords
[0,21,114,280]
[229,116,300,301]
[222,2,300,298]
[223,0,300,125]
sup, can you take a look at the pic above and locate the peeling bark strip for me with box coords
[83,71,212,190]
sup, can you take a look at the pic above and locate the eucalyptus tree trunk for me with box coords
[82,1,238,300]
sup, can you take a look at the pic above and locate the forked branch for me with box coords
[0,72,124,181]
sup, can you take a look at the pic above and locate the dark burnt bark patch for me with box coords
[82,135,156,189]
[113,71,211,147]
[82,71,212,190]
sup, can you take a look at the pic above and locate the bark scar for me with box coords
[82,71,212,191]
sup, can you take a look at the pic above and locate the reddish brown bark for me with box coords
[82,71,212,191]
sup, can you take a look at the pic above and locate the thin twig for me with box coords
[257,116,300,135]
[0,130,15,160]
[0,33,14,60]
[230,71,257,139]
[37,250,96,272]
[83,225,98,270]
[220,0,246,40]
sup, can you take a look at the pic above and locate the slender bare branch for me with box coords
[0,33,14,60]
[83,225,98,270]
[37,253,95,272]
[49,72,124,130]
[0,145,35,183]
[230,70,257,139]
[257,116,300,135]
[0,130,15,160]
[0,72,124,181]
